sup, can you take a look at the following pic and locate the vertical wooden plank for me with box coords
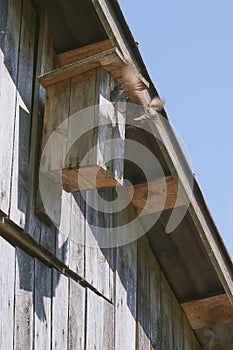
[68,280,85,350]
[67,69,98,169]
[183,313,202,350]
[10,0,36,228]
[0,0,8,48]
[149,240,162,349]
[86,289,114,350]
[0,0,21,215]
[26,12,55,239]
[34,260,52,350]
[52,201,69,350]
[39,79,70,227]
[172,293,184,350]
[34,223,53,350]
[0,236,15,350]
[14,247,34,350]
[183,314,194,350]
[136,237,151,350]
[160,271,173,350]
[0,49,16,214]
[115,241,137,349]
[136,236,162,349]
[52,269,69,350]
[85,187,114,300]
[69,191,85,277]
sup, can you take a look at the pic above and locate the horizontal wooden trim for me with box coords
[57,39,113,66]
[38,47,149,91]
[62,166,118,192]
[181,294,233,330]
[0,214,112,304]
[130,176,186,216]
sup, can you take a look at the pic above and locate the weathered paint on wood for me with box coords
[68,280,86,350]
[115,241,137,349]
[34,258,52,349]
[86,289,114,350]
[69,191,85,277]
[26,12,56,237]
[0,0,21,215]
[85,188,114,300]
[0,236,15,350]
[14,247,34,350]
[10,0,36,228]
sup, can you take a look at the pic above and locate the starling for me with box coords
[119,63,165,121]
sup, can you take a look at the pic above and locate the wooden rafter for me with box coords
[130,176,186,216]
[181,294,233,330]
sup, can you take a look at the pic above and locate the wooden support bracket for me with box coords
[130,176,186,216]
[181,294,233,330]
[57,39,113,67]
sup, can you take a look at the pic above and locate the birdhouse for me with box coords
[39,48,129,192]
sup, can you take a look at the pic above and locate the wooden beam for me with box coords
[0,214,112,303]
[39,47,149,90]
[38,48,125,87]
[62,166,118,192]
[130,176,186,216]
[57,39,113,66]
[181,294,233,330]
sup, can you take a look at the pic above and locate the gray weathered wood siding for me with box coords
[0,1,202,349]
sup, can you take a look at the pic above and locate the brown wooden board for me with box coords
[57,39,112,66]
[181,293,233,330]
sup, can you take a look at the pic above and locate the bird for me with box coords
[119,63,165,122]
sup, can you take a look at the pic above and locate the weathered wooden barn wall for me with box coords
[0,234,202,349]
[0,0,202,349]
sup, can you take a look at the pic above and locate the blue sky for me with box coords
[119,0,233,257]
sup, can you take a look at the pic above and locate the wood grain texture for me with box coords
[85,188,114,300]
[136,236,162,349]
[57,39,112,66]
[160,271,173,350]
[182,293,233,330]
[115,241,137,349]
[27,12,56,236]
[0,0,21,215]
[172,293,184,350]
[62,166,119,192]
[69,191,85,277]
[86,289,114,350]
[34,260,52,349]
[68,280,85,350]
[52,270,69,350]
[131,176,186,216]
[39,48,126,87]
[0,236,15,350]
[14,247,34,350]
[136,236,152,350]
[10,0,36,228]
